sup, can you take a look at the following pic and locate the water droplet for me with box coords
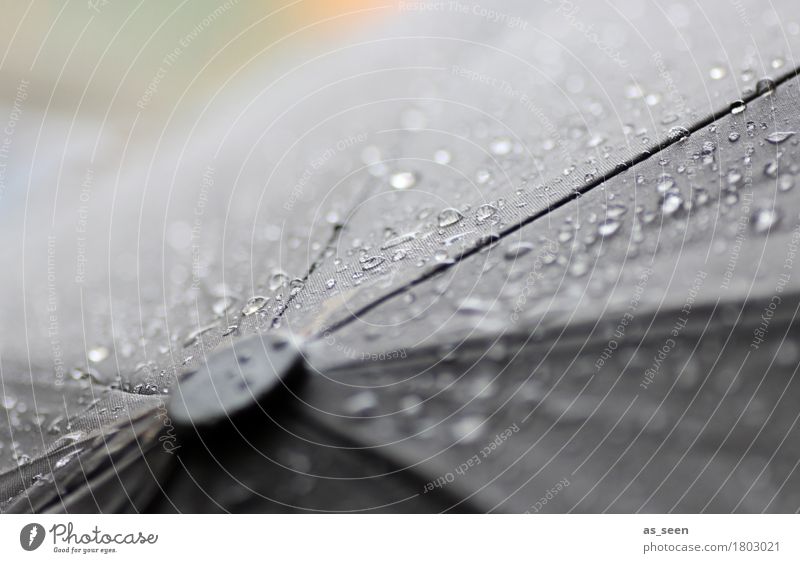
[87,346,109,363]
[766,131,795,144]
[433,149,451,164]
[764,161,779,179]
[504,242,535,259]
[751,208,780,233]
[289,278,305,296]
[212,296,236,316]
[475,204,499,223]
[662,192,683,216]
[389,171,417,190]
[361,145,381,165]
[325,279,336,289]
[241,296,269,316]
[656,174,676,194]
[344,391,378,416]
[268,271,289,291]
[450,415,485,444]
[668,126,690,141]
[605,203,628,219]
[730,100,746,114]
[709,65,727,80]
[778,174,795,192]
[755,77,776,96]
[597,219,621,237]
[381,232,416,249]
[183,323,217,347]
[360,255,387,271]
[489,137,512,156]
[727,168,743,186]
[54,448,84,470]
[728,131,740,142]
[437,208,464,228]
[433,249,452,263]
[475,169,491,184]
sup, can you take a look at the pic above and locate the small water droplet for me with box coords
[778,174,795,192]
[344,391,378,416]
[87,346,109,363]
[709,65,727,80]
[489,137,512,156]
[755,77,776,96]
[727,168,743,186]
[360,255,387,271]
[54,448,84,470]
[730,100,746,114]
[475,169,491,184]
[433,249,451,263]
[504,241,535,259]
[389,171,417,190]
[764,161,779,179]
[433,149,451,164]
[475,204,499,223]
[241,296,269,316]
[325,279,336,289]
[212,296,236,316]
[751,208,780,233]
[765,131,795,144]
[605,203,628,219]
[668,126,690,141]
[662,192,683,216]
[381,232,416,249]
[597,219,621,238]
[656,174,676,193]
[728,131,740,142]
[438,208,464,228]
[268,271,289,291]
[449,415,485,444]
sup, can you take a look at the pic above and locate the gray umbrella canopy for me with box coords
[1,0,799,512]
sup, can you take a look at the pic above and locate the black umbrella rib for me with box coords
[295,65,800,340]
